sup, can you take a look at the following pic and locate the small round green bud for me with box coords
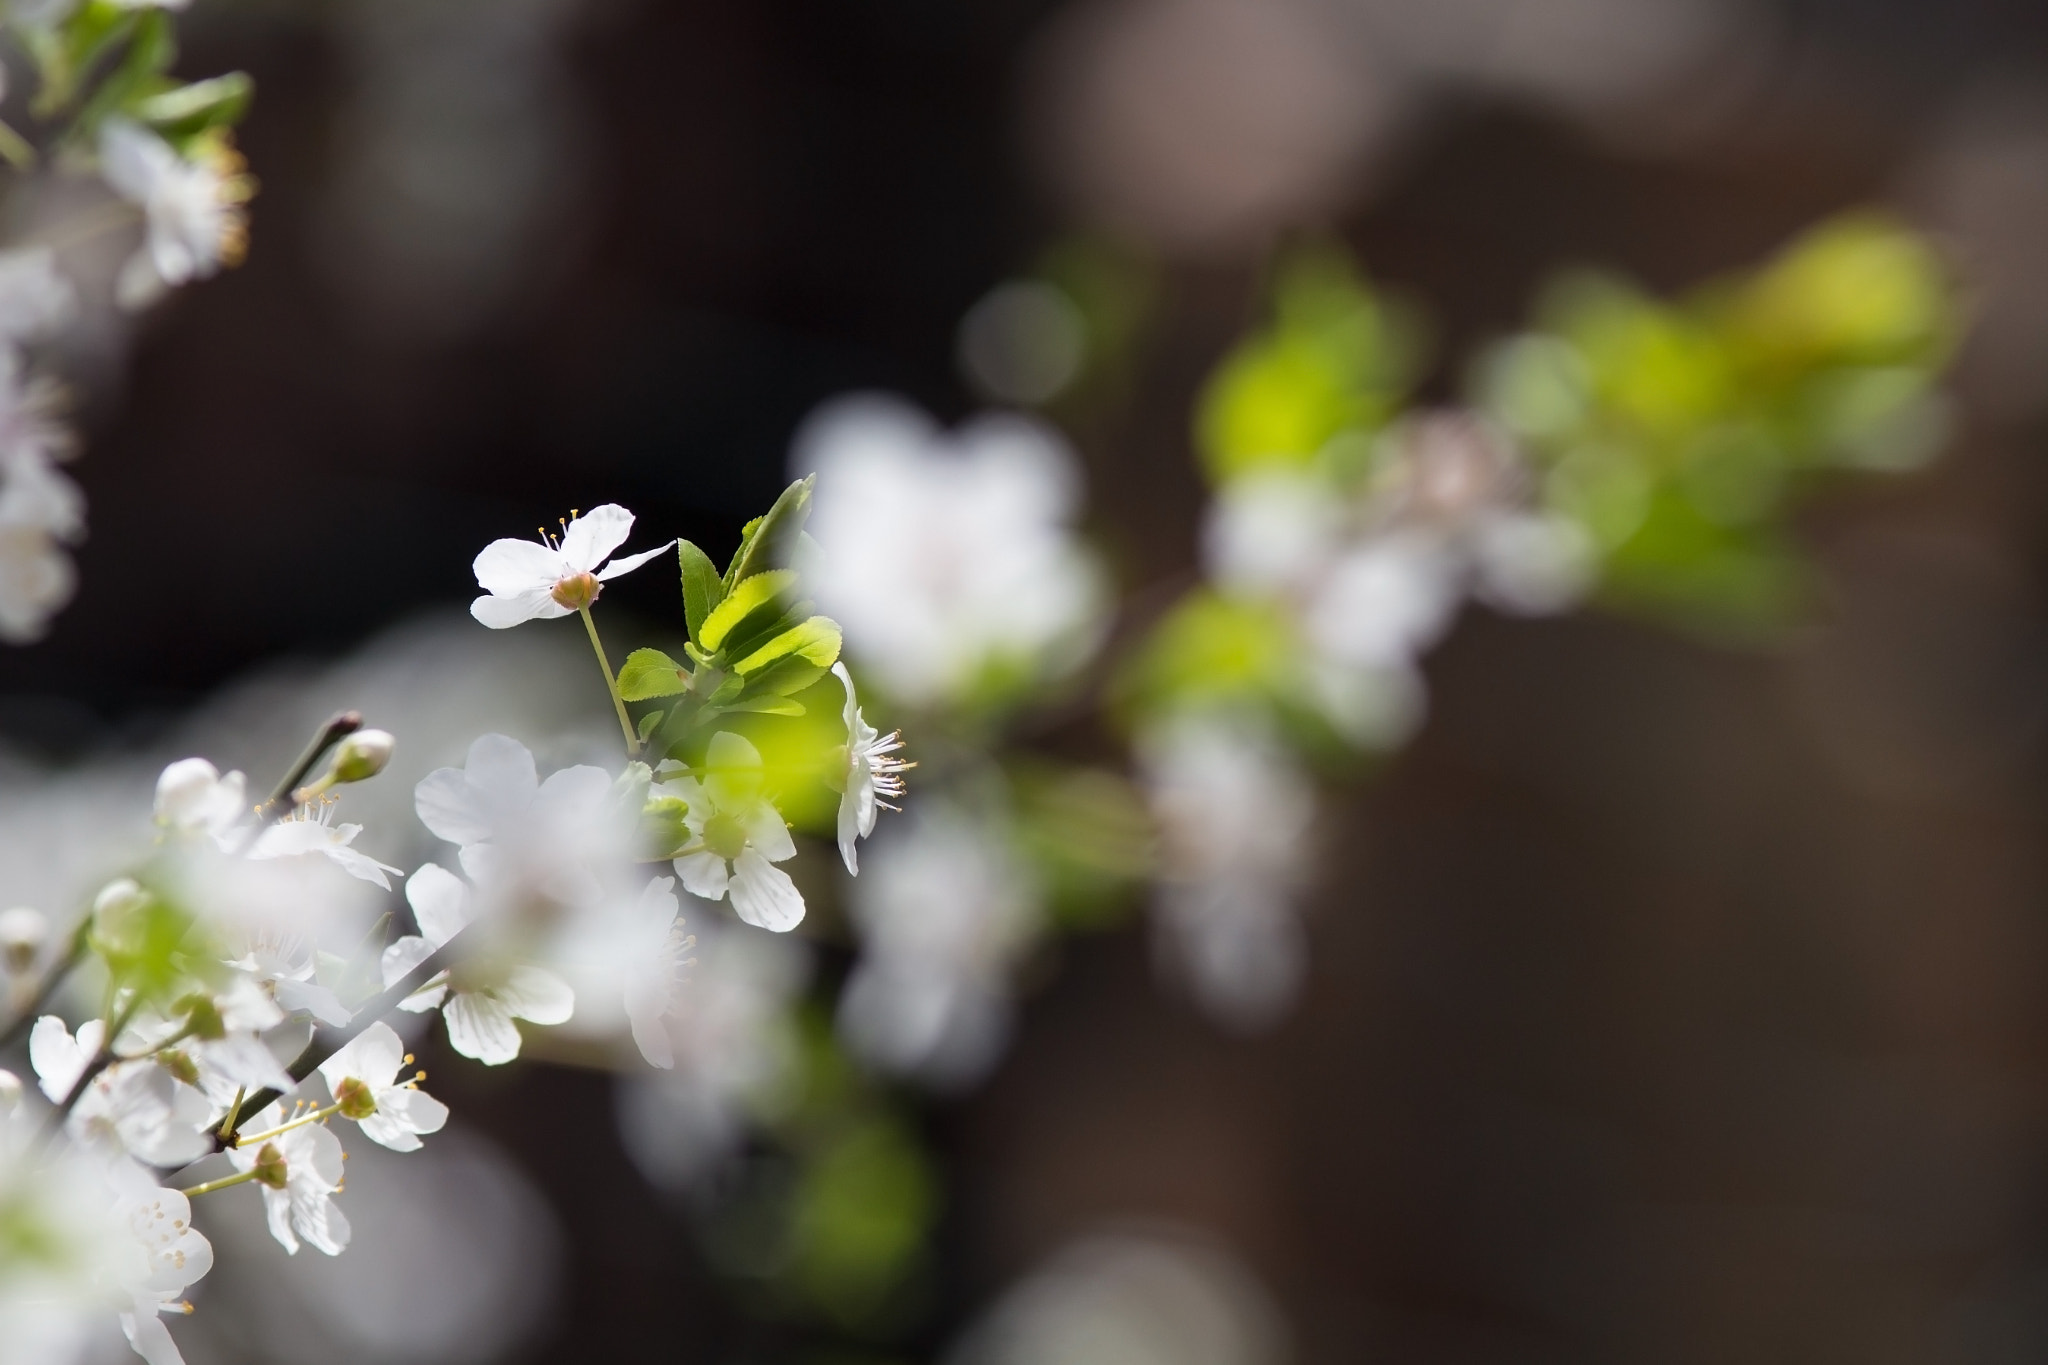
[0,906,45,974]
[156,1049,201,1087]
[178,994,225,1042]
[326,729,396,784]
[252,1142,289,1190]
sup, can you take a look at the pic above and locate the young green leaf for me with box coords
[733,616,842,676]
[133,72,251,140]
[700,569,797,654]
[722,475,815,590]
[740,655,829,699]
[717,695,808,717]
[636,709,666,744]
[678,539,725,644]
[617,648,690,702]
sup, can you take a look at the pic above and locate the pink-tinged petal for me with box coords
[672,850,729,900]
[595,539,677,581]
[444,990,522,1065]
[730,851,805,932]
[413,769,494,847]
[558,504,634,572]
[404,864,473,945]
[470,589,566,629]
[500,966,575,1025]
[472,537,564,595]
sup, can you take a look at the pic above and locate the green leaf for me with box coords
[678,539,725,644]
[636,709,666,744]
[700,569,797,653]
[73,8,175,135]
[741,655,829,699]
[723,475,815,590]
[617,648,690,701]
[733,616,842,675]
[717,695,808,717]
[133,71,251,138]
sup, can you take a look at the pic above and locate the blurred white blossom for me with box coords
[799,395,1104,707]
[658,733,805,933]
[1139,714,1315,1031]
[615,917,809,1188]
[99,120,250,307]
[839,804,1040,1088]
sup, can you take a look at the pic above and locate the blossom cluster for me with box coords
[0,494,909,1363]
[0,0,256,642]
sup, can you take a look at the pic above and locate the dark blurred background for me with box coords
[18,0,2048,1360]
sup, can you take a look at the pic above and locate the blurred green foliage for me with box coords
[1475,212,1958,634]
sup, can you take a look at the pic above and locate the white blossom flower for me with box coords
[468,503,675,629]
[227,1100,350,1256]
[413,732,622,911]
[546,875,693,1069]
[614,918,808,1188]
[1139,713,1316,1032]
[381,863,575,1066]
[837,805,1038,1088]
[152,758,248,841]
[830,663,907,875]
[0,248,75,344]
[99,121,250,307]
[247,801,401,889]
[316,1021,449,1152]
[111,1166,212,1365]
[658,732,804,932]
[0,1119,211,1365]
[799,395,1104,706]
[28,1018,213,1167]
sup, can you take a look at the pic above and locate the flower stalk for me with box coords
[579,605,639,754]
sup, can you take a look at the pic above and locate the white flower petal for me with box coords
[404,864,473,945]
[320,1020,407,1093]
[471,588,569,629]
[730,850,805,932]
[672,850,729,900]
[413,771,494,847]
[594,539,677,581]
[500,966,575,1026]
[444,990,522,1065]
[558,503,634,572]
[471,537,565,596]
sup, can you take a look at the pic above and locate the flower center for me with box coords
[701,811,750,861]
[551,572,600,610]
[333,1076,378,1122]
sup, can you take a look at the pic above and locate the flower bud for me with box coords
[0,1069,20,1115]
[325,729,395,784]
[0,906,45,974]
[93,877,147,918]
[550,571,600,610]
[155,757,224,828]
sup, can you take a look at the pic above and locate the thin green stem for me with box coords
[579,606,639,754]
[232,1101,341,1149]
[181,1168,261,1198]
[216,1088,244,1144]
